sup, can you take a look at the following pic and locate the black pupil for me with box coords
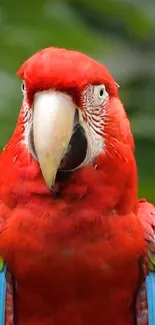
[100,89,104,96]
[22,83,24,91]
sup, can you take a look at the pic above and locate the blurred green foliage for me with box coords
[0,0,154,201]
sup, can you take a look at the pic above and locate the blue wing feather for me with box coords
[0,263,7,325]
[146,272,155,325]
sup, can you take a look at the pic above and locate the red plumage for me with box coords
[0,47,147,325]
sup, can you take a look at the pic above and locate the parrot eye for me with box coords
[21,81,26,95]
[93,85,109,105]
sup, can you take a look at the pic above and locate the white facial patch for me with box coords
[77,84,109,167]
[22,96,33,149]
[78,109,104,167]
[20,81,34,152]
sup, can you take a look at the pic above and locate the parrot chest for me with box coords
[8,203,146,325]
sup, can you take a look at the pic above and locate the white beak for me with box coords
[33,90,76,188]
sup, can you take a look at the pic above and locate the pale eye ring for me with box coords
[94,84,108,104]
[21,81,26,94]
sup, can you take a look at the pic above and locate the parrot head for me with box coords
[14,47,134,193]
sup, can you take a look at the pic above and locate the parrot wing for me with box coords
[137,199,155,325]
[138,199,155,271]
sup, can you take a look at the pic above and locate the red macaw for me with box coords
[0,47,154,325]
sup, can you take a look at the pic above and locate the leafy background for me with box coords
[0,0,154,202]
